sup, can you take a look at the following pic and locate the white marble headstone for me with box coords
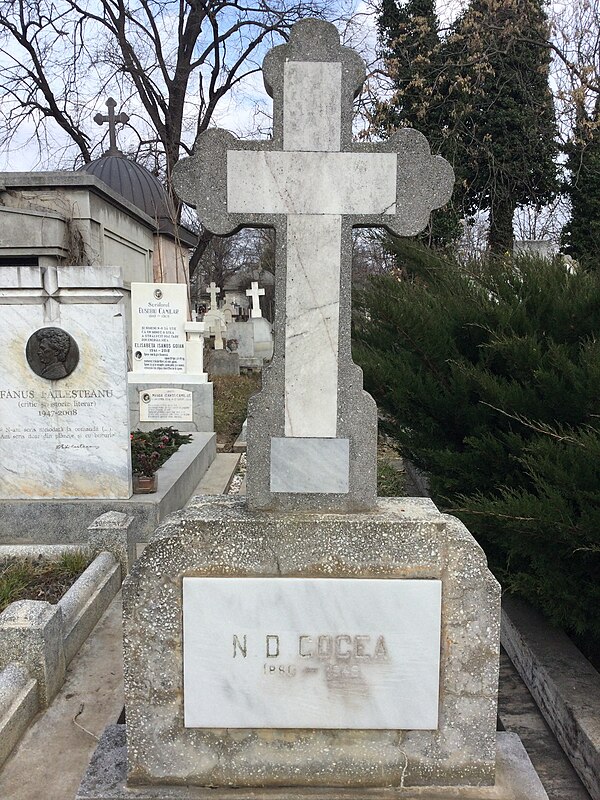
[131,282,188,373]
[139,388,193,422]
[183,577,441,729]
[0,266,132,499]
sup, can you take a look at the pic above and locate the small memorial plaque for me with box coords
[139,388,193,422]
[131,283,188,373]
[183,577,441,730]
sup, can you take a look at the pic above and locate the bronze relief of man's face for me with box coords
[26,327,80,380]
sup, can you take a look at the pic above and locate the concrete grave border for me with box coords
[0,432,216,546]
[501,595,600,800]
[0,545,122,768]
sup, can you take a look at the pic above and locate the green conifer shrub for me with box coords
[353,241,600,650]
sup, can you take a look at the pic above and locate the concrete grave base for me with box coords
[77,727,548,800]
[121,497,500,788]
[0,432,216,545]
[208,350,240,376]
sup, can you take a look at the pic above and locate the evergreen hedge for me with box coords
[353,242,600,651]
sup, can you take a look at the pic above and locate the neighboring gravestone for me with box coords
[128,282,213,433]
[0,265,131,499]
[227,317,274,368]
[78,20,548,800]
[227,281,274,368]
[246,280,265,318]
[203,281,227,350]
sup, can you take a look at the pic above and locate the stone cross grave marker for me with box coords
[246,281,265,318]
[174,19,453,512]
[76,21,546,800]
[207,281,220,310]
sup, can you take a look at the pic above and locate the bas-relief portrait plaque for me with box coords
[25,327,79,381]
[183,577,442,730]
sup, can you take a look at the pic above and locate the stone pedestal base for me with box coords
[77,728,548,800]
[121,497,501,787]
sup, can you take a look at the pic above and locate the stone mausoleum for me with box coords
[0,103,195,285]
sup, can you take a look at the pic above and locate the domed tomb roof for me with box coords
[80,154,175,225]
[79,98,195,245]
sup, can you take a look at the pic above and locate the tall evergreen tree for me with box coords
[561,99,600,267]
[353,242,600,649]
[375,0,559,253]
[444,0,559,253]
[374,0,461,246]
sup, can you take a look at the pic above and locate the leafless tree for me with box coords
[0,0,339,271]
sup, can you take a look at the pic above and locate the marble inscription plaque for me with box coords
[0,268,131,499]
[139,388,193,422]
[183,577,442,729]
[131,283,188,373]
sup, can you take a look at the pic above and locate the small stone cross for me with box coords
[246,281,265,318]
[207,282,220,310]
[173,19,453,512]
[94,98,129,156]
[211,316,224,350]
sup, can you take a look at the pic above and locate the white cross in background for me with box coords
[245,281,265,319]
[211,316,224,350]
[208,282,220,310]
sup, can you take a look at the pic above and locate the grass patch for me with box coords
[213,373,262,450]
[377,434,408,497]
[377,460,407,497]
[0,550,92,614]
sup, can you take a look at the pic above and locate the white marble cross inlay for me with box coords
[227,62,396,437]
[246,281,265,319]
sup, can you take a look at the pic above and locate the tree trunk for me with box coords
[488,197,516,255]
[189,228,214,280]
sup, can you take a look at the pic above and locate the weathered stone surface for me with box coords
[0,662,39,769]
[207,350,240,376]
[122,497,500,788]
[88,512,135,574]
[501,596,600,800]
[0,600,65,706]
[0,432,216,545]
[78,728,550,798]
[172,20,453,514]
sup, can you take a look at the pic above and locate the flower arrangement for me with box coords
[130,427,192,477]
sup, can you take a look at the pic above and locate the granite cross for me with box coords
[94,97,129,156]
[173,19,453,512]
[246,281,265,318]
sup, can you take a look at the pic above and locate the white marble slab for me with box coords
[283,62,341,152]
[227,151,397,216]
[284,214,341,438]
[183,577,442,729]
[131,283,188,373]
[139,388,193,422]
[270,437,349,493]
[0,268,131,499]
